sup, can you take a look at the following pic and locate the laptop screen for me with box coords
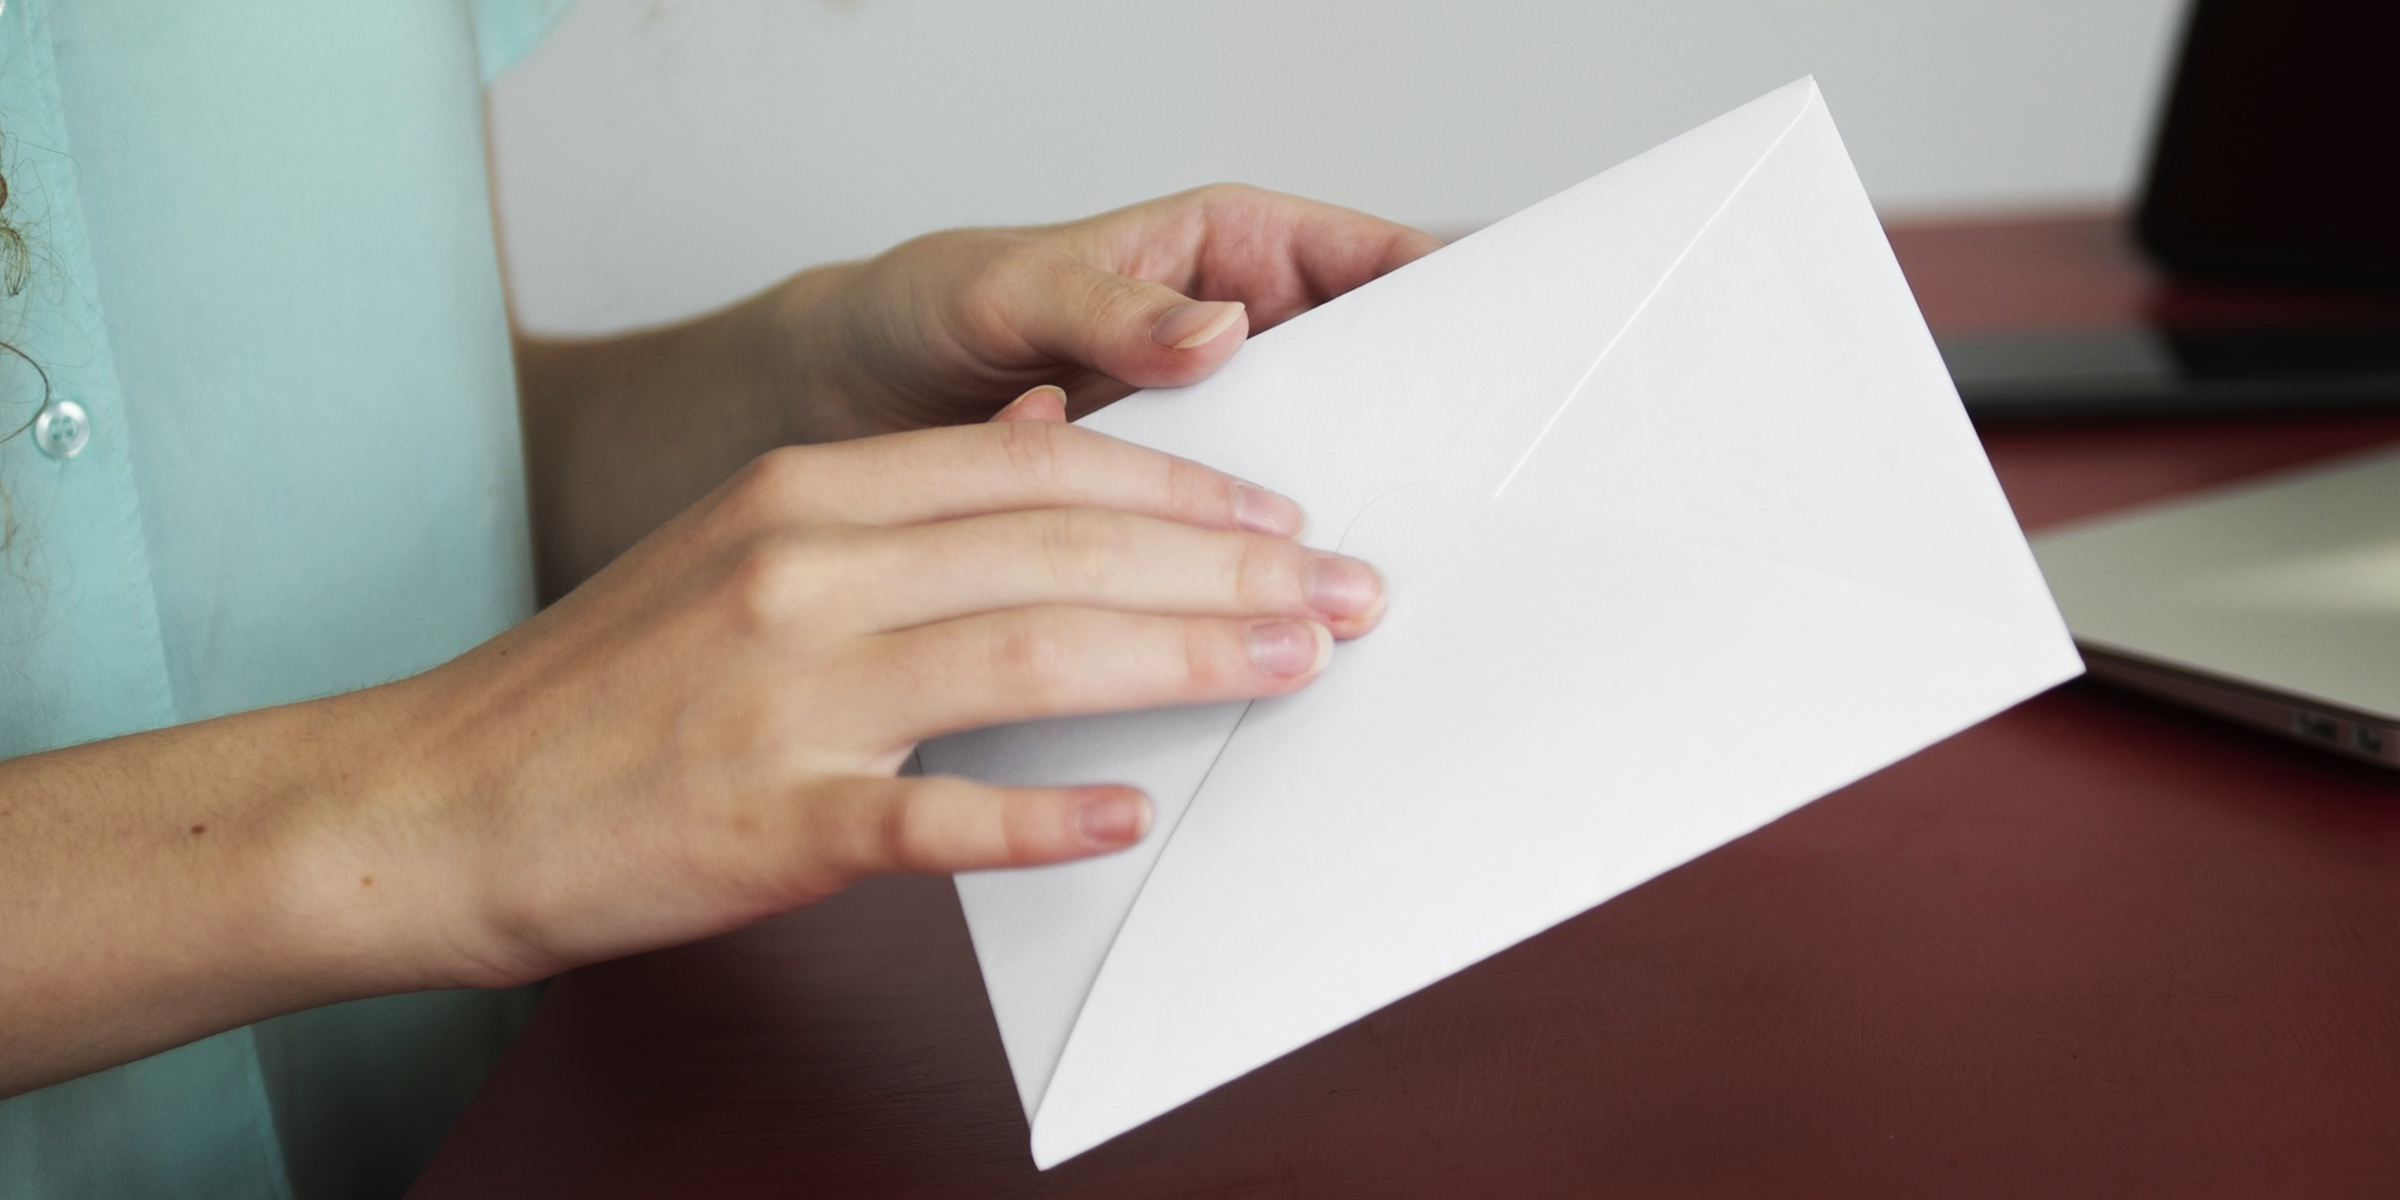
[2137,0,2400,287]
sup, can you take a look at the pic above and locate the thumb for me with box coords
[798,775,1152,891]
[989,384,1070,424]
[1002,247,1249,389]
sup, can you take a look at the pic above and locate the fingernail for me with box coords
[1248,619,1332,678]
[992,384,1065,422]
[1304,555,1384,620]
[1232,483,1304,537]
[1075,788,1151,847]
[1151,300,1245,351]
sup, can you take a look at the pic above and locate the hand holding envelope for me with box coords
[923,78,2083,1167]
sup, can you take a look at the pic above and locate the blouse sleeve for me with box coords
[469,0,580,83]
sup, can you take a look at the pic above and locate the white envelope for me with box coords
[921,77,2082,1168]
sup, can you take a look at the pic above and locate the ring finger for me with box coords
[862,605,1334,746]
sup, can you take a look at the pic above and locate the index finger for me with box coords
[740,420,1305,537]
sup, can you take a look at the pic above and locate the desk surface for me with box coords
[413,218,2400,1199]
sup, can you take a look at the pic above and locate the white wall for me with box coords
[489,0,2188,336]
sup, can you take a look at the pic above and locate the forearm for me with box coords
[516,265,868,599]
[0,684,470,1097]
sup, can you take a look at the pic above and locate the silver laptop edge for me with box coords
[2077,641,2400,767]
[2032,443,2400,772]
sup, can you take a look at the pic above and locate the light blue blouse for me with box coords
[0,1,573,1195]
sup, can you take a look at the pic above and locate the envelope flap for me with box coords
[1498,90,2064,641]
[1082,76,1825,544]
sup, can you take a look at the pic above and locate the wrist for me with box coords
[272,674,535,994]
[758,259,903,444]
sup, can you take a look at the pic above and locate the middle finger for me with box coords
[834,507,1385,639]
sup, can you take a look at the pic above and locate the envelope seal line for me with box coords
[1493,85,1819,500]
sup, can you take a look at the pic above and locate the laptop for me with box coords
[2036,448,2400,766]
[2027,0,2400,764]
[1939,0,2400,420]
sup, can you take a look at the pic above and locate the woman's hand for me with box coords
[0,397,1386,1095]
[777,184,1441,437]
[518,186,1439,594]
[347,410,1385,990]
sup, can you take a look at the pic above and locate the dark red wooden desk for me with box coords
[413,220,2400,1199]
